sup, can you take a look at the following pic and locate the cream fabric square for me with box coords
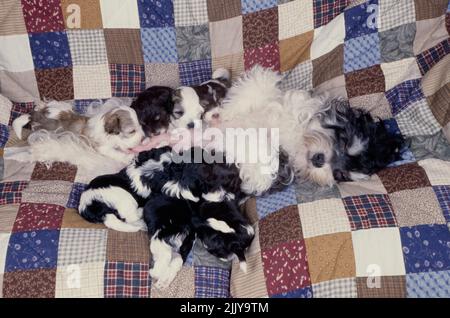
[352,228,406,277]
[338,174,388,198]
[100,0,140,29]
[378,0,416,32]
[0,71,40,103]
[55,262,105,298]
[278,0,314,40]
[0,94,12,126]
[73,64,112,99]
[381,57,422,91]
[230,253,268,298]
[418,158,450,186]
[310,12,345,60]
[298,198,351,238]
[209,16,243,58]
[0,233,10,274]
[2,155,36,182]
[0,35,34,72]
[413,16,448,55]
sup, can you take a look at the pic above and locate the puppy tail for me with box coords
[212,68,230,82]
[12,114,31,140]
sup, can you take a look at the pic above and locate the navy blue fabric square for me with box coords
[400,224,450,274]
[271,286,313,298]
[137,0,174,28]
[179,59,212,86]
[67,183,87,209]
[385,79,425,115]
[194,266,230,298]
[0,124,9,147]
[382,118,415,167]
[29,31,72,69]
[344,0,378,40]
[433,185,450,222]
[5,230,60,272]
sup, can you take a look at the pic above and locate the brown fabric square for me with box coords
[312,44,344,87]
[106,230,150,263]
[212,52,245,80]
[207,0,242,22]
[61,0,103,29]
[305,232,356,284]
[259,205,303,250]
[31,162,77,182]
[35,67,74,101]
[243,8,278,49]
[345,65,386,98]
[414,0,448,21]
[0,0,27,35]
[61,208,106,229]
[242,197,258,225]
[279,31,313,72]
[377,162,431,193]
[356,276,406,298]
[3,269,56,298]
[0,204,20,233]
[104,29,144,65]
[427,83,450,126]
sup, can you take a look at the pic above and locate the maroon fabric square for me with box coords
[21,0,65,33]
[345,65,385,98]
[35,67,74,101]
[243,8,278,49]
[13,203,65,232]
[31,162,77,182]
[377,163,431,193]
[3,269,56,298]
[244,42,280,71]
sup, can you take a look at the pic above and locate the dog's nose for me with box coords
[311,153,325,168]
[187,122,195,129]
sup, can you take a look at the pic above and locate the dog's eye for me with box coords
[154,115,160,121]
[128,130,136,135]
[212,113,220,119]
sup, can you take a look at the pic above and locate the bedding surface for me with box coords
[1,0,450,298]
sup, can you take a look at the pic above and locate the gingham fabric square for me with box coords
[141,27,178,63]
[73,64,112,99]
[344,32,381,73]
[433,185,450,222]
[406,271,450,298]
[280,60,313,91]
[67,183,87,209]
[418,159,450,186]
[0,181,28,206]
[278,0,314,40]
[55,262,105,298]
[343,194,397,230]
[57,228,107,266]
[28,32,72,69]
[110,64,145,97]
[385,79,425,115]
[313,0,351,28]
[176,24,211,62]
[344,0,378,40]
[378,0,416,32]
[194,266,230,298]
[242,0,277,14]
[137,0,174,28]
[104,262,150,298]
[173,0,208,26]
[178,59,212,86]
[312,277,357,298]
[395,99,442,137]
[67,30,108,66]
[256,185,298,219]
[416,38,450,75]
[381,57,422,91]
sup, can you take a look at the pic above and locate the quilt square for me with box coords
[104,28,144,65]
[2,268,56,298]
[31,162,77,182]
[0,205,20,233]
[280,60,313,91]
[35,67,74,101]
[0,0,27,36]
[0,233,10,274]
[0,34,34,72]
[262,240,311,296]
[310,10,346,60]
[67,29,108,66]
[413,16,449,55]
[414,0,449,21]
[378,0,415,32]
[151,266,195,298]
[137,0,174,28]
[295,180,341,203]
[395,99,442,137]
[176,24,211,62]
[416,38,450,75]
[5,230,59,272]
[279,31,313,72]
[344,0,378,40]
[313,0,351,28]
[73,64,112,99]
[241,0,277,14]
[20,180,72,207]
[343,194,397,230]
[104,262,150,298]
[278,0,314,40]
[57,228,107,266]
[179,59,212,86]
[61,208,106,229]
[193,238,232,269]
[243,8,278,49]
[141,27,178,63]
[207,0,242,21]
[13,203,65,232]
[0,125,9,148]
[380,23,416,63]
[271,286,313,298]
[406,271,450,298]
[173,0,208,26]
[378,162,431,193]
[145,63,180,88]
[345,34,381,74]
[99,0,140,28]
[209,16,243,58]
[259,205,302,250]
[106,230,149,264]
[0,70,40,103]
[21,0,65,33]
[400,224,450,274]
[61,0,103,29]
[433,185,450,222]
[298,198,351,238]
[56,262,105,298]
[312,277,357,298]
[338,174,388,198]
[244,42,280,71]
[352,228,406,277]
[381,57,422,91]
[194,266,230,298]
[427,83,450,126]
[66,182,87,209]
[390,188,446,227]
[312,44,344,87]
[8,102,34,125]
[345,64,385,98]
[29,32,72,69]
[256,185,297,219]
[110,64,145,97]
[419,159,450,186]
[356,275,406,298]
[230,253,268,298]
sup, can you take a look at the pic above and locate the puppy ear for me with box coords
[104,112,121,135]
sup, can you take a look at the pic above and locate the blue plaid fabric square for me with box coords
[344,0,378,40]
[385,79,425,115]
[179,59,212,86]
[110,64,146,97]
[194,266,230,298]
[0,181,28,206]
[137,0,174,28]
[433,185,450,222]
[406,271,450,298]
[0,124,9,148]
[67,183,87,209]
[416,39,450,75]
[5,230,60,272]
[400,224,450,274]
[104,262,150,298]
[256,185,298,219]
[313,0,351,28]
[28,31,72,69]
[241,0,278,14]
[141,27,178,63]
[73,99,106,115]
[344,33,381,73]
[271,286,313,298]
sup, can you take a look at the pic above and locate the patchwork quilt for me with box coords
[0,0,450,298]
